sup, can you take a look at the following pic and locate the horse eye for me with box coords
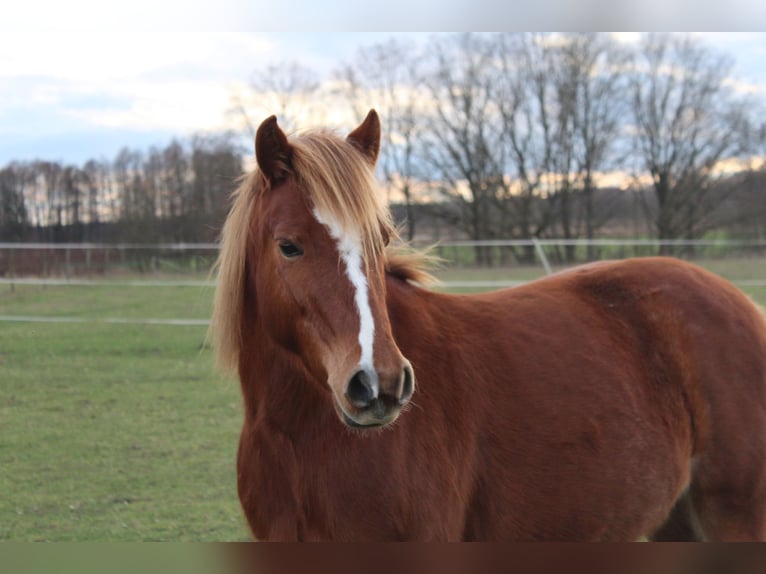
[278,240,303,258]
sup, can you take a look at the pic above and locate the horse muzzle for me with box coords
[335,361,414,429]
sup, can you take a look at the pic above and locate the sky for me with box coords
[1,27,766,166]
[0,32,407,164]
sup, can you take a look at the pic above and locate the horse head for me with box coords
[240,110,414,429]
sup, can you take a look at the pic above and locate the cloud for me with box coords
[63,79,248,132]
[4,1,249,32]
[0,32,274,82]
[6,0,766,32]
[0,33,277,139]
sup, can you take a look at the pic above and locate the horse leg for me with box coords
[680,449,766,541]
[652,446,766,542]
[650,490,702,541]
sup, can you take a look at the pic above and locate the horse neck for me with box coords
[385,275,444,351]
[384,274,473,382]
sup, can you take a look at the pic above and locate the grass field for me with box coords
[0,284,247,541]
[3,258,766,541]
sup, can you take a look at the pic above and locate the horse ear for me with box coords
[255,115,292,184]
[347,109,380,166]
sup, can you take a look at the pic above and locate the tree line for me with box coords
[0,133,243,243]
[2,33,765,263]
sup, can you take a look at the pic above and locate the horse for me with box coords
[210,109,766,541]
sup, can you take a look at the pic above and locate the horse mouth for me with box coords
[341,410,386,429]
[334,398,399,429]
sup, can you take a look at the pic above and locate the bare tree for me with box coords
[555,33,630,259]
[232,61,320,136]
[630,34,753,250]
[420,33,509,264]
[34,161,64,238]
[82,160,103,227]
[190,131,244,238]
[0,164,29,240]
[491,33,630,263]
[161,140,188,221]
[113,147,151,238]
[493,33,574,262]
[336,37,427,240]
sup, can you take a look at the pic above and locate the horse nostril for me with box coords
[399,363,414,405]
[346,370,376,408]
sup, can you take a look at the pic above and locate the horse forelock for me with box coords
[290,129,393,265]
[290,131,435,283]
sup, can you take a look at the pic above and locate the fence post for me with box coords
[532,238,553,276]
[9,249,15,293]
[42,249,48,289]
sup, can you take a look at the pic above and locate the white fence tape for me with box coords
[0,278,215,287]
[0,315,209,326]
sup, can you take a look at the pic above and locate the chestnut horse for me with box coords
[210,110,766,541]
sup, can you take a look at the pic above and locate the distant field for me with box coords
[2,257,766,541]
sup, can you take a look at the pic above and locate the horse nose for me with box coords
[345,363,414,410]
[345,370,378,408]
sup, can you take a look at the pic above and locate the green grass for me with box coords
[2,256,766,541]
[0,282,214,320]
[0,285,247,541]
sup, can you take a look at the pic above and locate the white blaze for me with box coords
[313,209,377,392]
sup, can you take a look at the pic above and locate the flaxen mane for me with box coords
[210,129,431,375]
